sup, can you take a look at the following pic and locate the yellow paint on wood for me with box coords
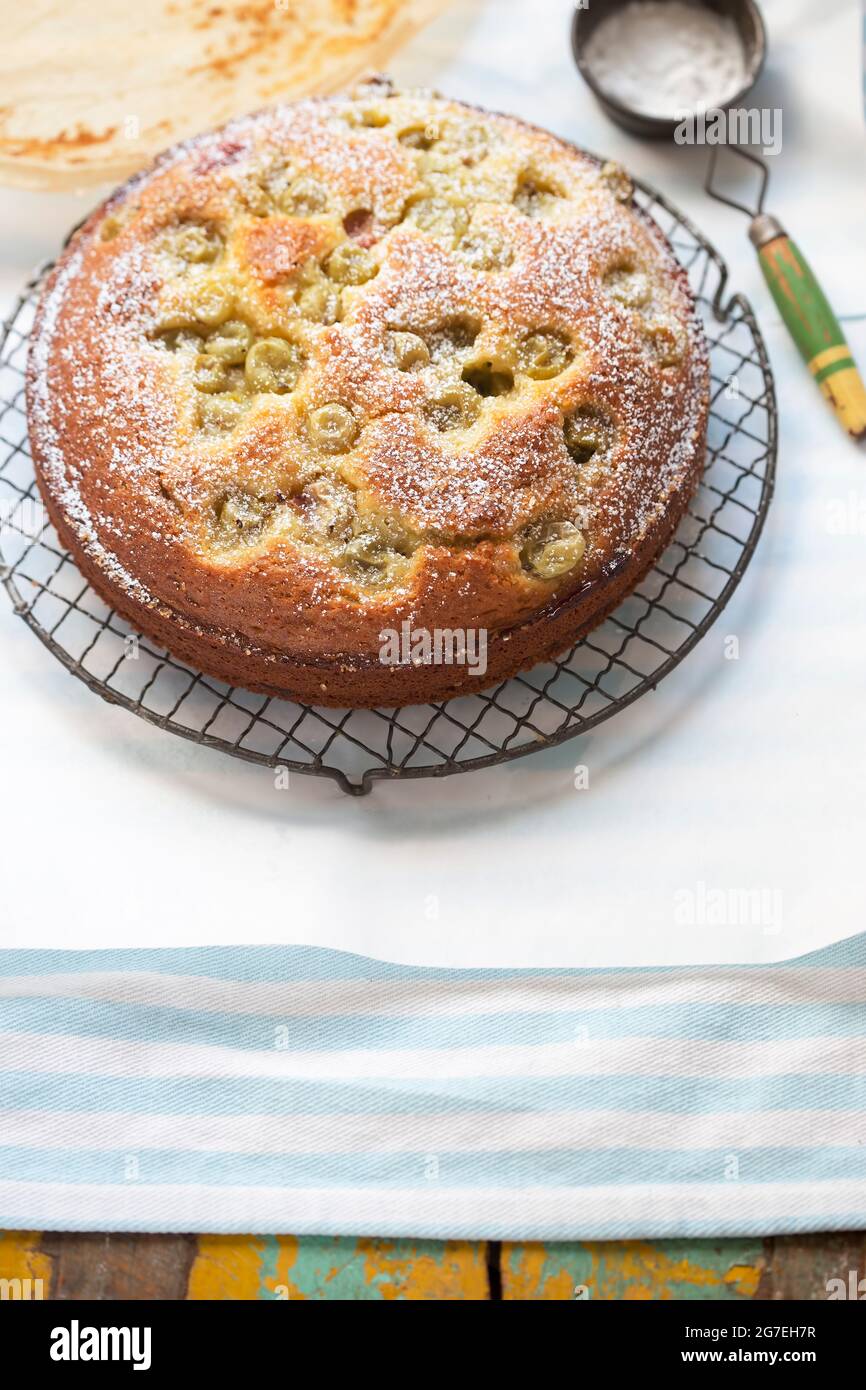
[503,1240,765,1300]
[358,1238,488,1300]
[0,1231,52,1295]
[724,1263,762,1296]
[592,1242,762,1301]
[502,1243,576,1300]
[186,1235,268,1301]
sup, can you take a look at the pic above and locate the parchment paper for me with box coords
[1,0,863,967]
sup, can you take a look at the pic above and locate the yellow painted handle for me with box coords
[758,233,866,442]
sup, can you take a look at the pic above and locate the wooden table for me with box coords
[2,1231,864,1299]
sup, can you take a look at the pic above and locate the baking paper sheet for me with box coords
[1,0,863,967]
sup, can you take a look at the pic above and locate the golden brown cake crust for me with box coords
[27,82,710,707]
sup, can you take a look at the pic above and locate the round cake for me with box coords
[27,80,710,707]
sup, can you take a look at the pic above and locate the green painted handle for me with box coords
[757,232,866,440]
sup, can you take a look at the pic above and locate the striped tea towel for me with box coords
[0,936,865,1239]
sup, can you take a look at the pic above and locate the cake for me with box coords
[27,80,710,707]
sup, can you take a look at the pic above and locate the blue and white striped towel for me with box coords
[0,936,865,1239]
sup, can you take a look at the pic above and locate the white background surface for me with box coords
[0,0,863,966]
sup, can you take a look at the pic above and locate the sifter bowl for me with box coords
[571,0,767,139]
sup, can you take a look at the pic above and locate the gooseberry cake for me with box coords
[27,80,710,707]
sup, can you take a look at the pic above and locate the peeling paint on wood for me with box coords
[2,1229,864,1300]
[0,1230,52,1297]
[186,1234,269,1300]
[501,1239,765,1300]
[190,1234,489,1300]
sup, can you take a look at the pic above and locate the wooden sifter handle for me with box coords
[750,214,866,441]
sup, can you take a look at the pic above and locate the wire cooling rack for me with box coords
[0,178,776,795]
